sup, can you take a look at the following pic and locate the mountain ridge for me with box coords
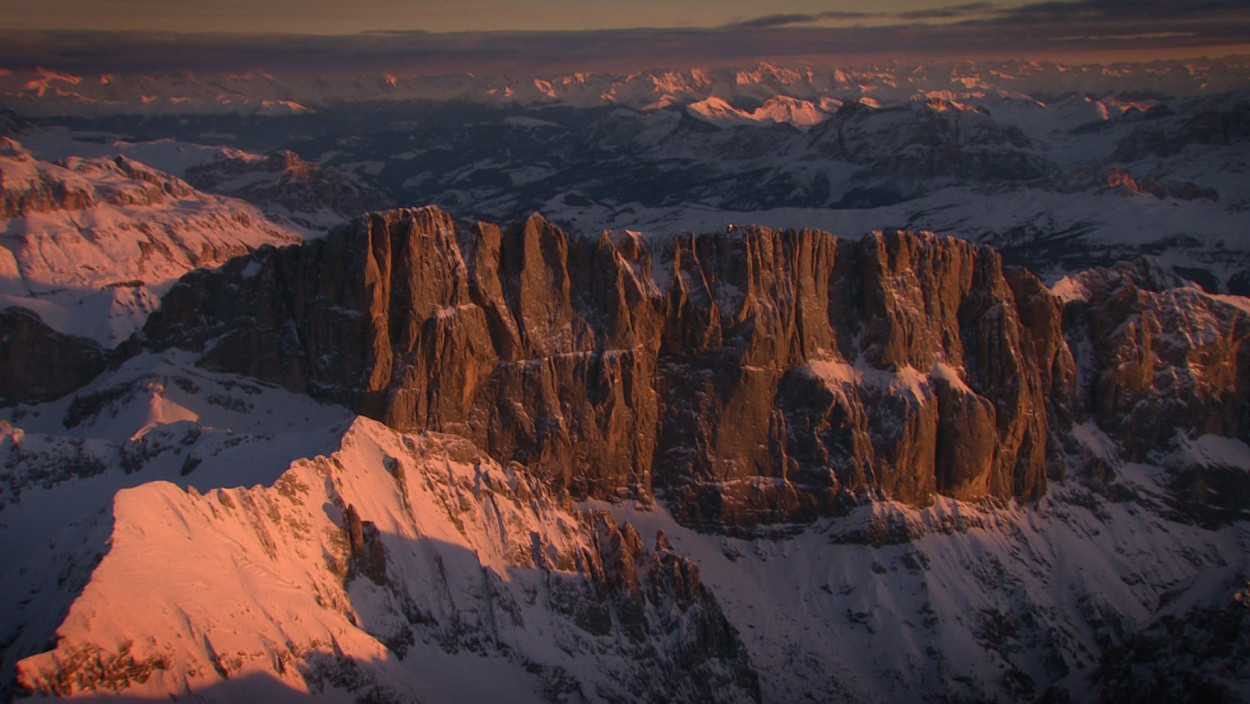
[0,138,305,348]
[9,57,1250,297]
[137,206,1058,525]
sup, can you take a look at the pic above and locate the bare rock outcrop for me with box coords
[579,512,761,701]
[343,504,387,585]
[5,202,1242,531]
[1065,259,1250,459]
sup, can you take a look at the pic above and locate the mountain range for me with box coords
[1,57,1248,703]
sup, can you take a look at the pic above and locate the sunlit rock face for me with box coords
[139,205,1250,531]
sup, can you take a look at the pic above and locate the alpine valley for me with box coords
[1,56,1248,704]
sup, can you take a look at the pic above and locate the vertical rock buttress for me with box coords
[143,206,1176,529]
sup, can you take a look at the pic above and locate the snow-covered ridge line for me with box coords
[9,57,1250,300]
[9,391,757,702]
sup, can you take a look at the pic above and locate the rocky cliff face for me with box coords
[1065,260,1249,452]
[138,206,1151,529]
[1059,260,1250,523]
[0,307,111,405]
[1,202,1240,530]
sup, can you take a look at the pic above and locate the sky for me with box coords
[1,1,1248,74]
[0,1,1032,34]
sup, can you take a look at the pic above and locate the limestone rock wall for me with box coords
[142,207,1090,527]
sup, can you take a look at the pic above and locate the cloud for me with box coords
[966,0,1250,49]
[1,1,1248,77]
[900,3,996,21]
[721,1,1250,29]
[723,11,872,30]
[726,14,823,30]
[1004,0,1250,22]
[723,3,997,29]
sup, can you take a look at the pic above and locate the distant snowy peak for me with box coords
[685,96,758,126]
[0,140,304,346]
[685,95,826,128]
[753,95,825,126]
[2,56,1247,117]
[1,67,314,116]
[913,91,985,113]
[734,62,812,87]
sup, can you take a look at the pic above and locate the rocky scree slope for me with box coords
[137,206,1250,531]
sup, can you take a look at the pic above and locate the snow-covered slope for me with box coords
[0,350,356,699]
[684,95,825,129]
[15,128,393,233]
[3,352,757,703]
[10,128,255,179]
[0,139,303,345]
[2,345,1246,702]
[183,149,394,232]
[608,482,1249,703]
